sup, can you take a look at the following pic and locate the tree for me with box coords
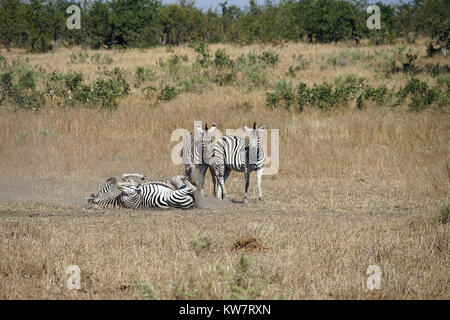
[0,0,26,50]
[26,0,55,52]
[110,0,161,48]
[420,0,450,55]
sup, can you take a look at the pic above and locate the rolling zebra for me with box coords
[210,123,266,203]
[87,174,196,209]
[181,123,216,195]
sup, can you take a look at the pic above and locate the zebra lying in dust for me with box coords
[87,173,196,209]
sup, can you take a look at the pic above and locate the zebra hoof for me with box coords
[244,199,248,204]
[259,197,264,202]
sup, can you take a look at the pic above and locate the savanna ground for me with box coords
[0,39,449,299]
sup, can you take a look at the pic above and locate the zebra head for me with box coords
[194,123,216,165]
[180,175,197,194]
[244,122,266,164]
[87,177,117,205]
[184,123,216,188]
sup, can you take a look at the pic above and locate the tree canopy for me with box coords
[0,0,448,53]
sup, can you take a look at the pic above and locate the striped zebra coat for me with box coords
[87,175,195,209]
[181,123,216,195]
[209,123,266,203]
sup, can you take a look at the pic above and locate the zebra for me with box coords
[209,122,266,203]
[181,123,216,195]
[86,177,140,209]
[87,174,196,209]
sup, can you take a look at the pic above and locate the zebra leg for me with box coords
[218,167,232,200]
[118,179,139,188]
[244,169,250,204]
[171,175,185,189]
[122,173,146,181]
[198,164,208,196]
[209,166,218,197]
[167,184,195,209]
[256,167,264,201]
[218,166,227,200]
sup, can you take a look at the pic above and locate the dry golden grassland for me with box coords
[0,39,449,299]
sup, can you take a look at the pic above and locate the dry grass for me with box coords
[0,40,449,299]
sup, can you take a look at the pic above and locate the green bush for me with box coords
[259,51,279,66]
[0,68,44,111]
[214,49,234,69]
[266,75,399,111]
[45,68,130,109]
[242,64,270,90]
[136,279,156,300]
[265,78,296,110]
[134,66,156,87]
[396,78,440,111]
[158,85,178,101]
[193,41,211,67]
[0,72,14,104]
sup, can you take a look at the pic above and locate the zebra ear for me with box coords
[208,124,216,134]
[259,125,266,130]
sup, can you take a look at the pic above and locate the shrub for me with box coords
[259,51,279,66]
[188,237,210,256]
[0,72,14,104]
[11,89,45,111]
[266,75,396,111]
[242,64,270,90]
[158,85,177,101]
[265,78,296,110]
[440,203,450,224]
[45,68,129,109]
[396,78,440,111]
[192,41,211,67]
[18,71,36,90]
[134,66,156,87]
[0,69,44,110]
[296,82,312,111]
[214,49,234,69]
[136,279,156,300]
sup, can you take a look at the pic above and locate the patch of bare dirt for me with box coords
[232,237,266,252]
[192,190,233,209]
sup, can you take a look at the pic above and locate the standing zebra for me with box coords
[181,123,216,195]
[210,123,266,203]
[87,174,196,209]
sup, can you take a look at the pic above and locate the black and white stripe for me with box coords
[86,177,140,209]
[210,123,266,203]
[136,180,195,209]
[87,175,195,209]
